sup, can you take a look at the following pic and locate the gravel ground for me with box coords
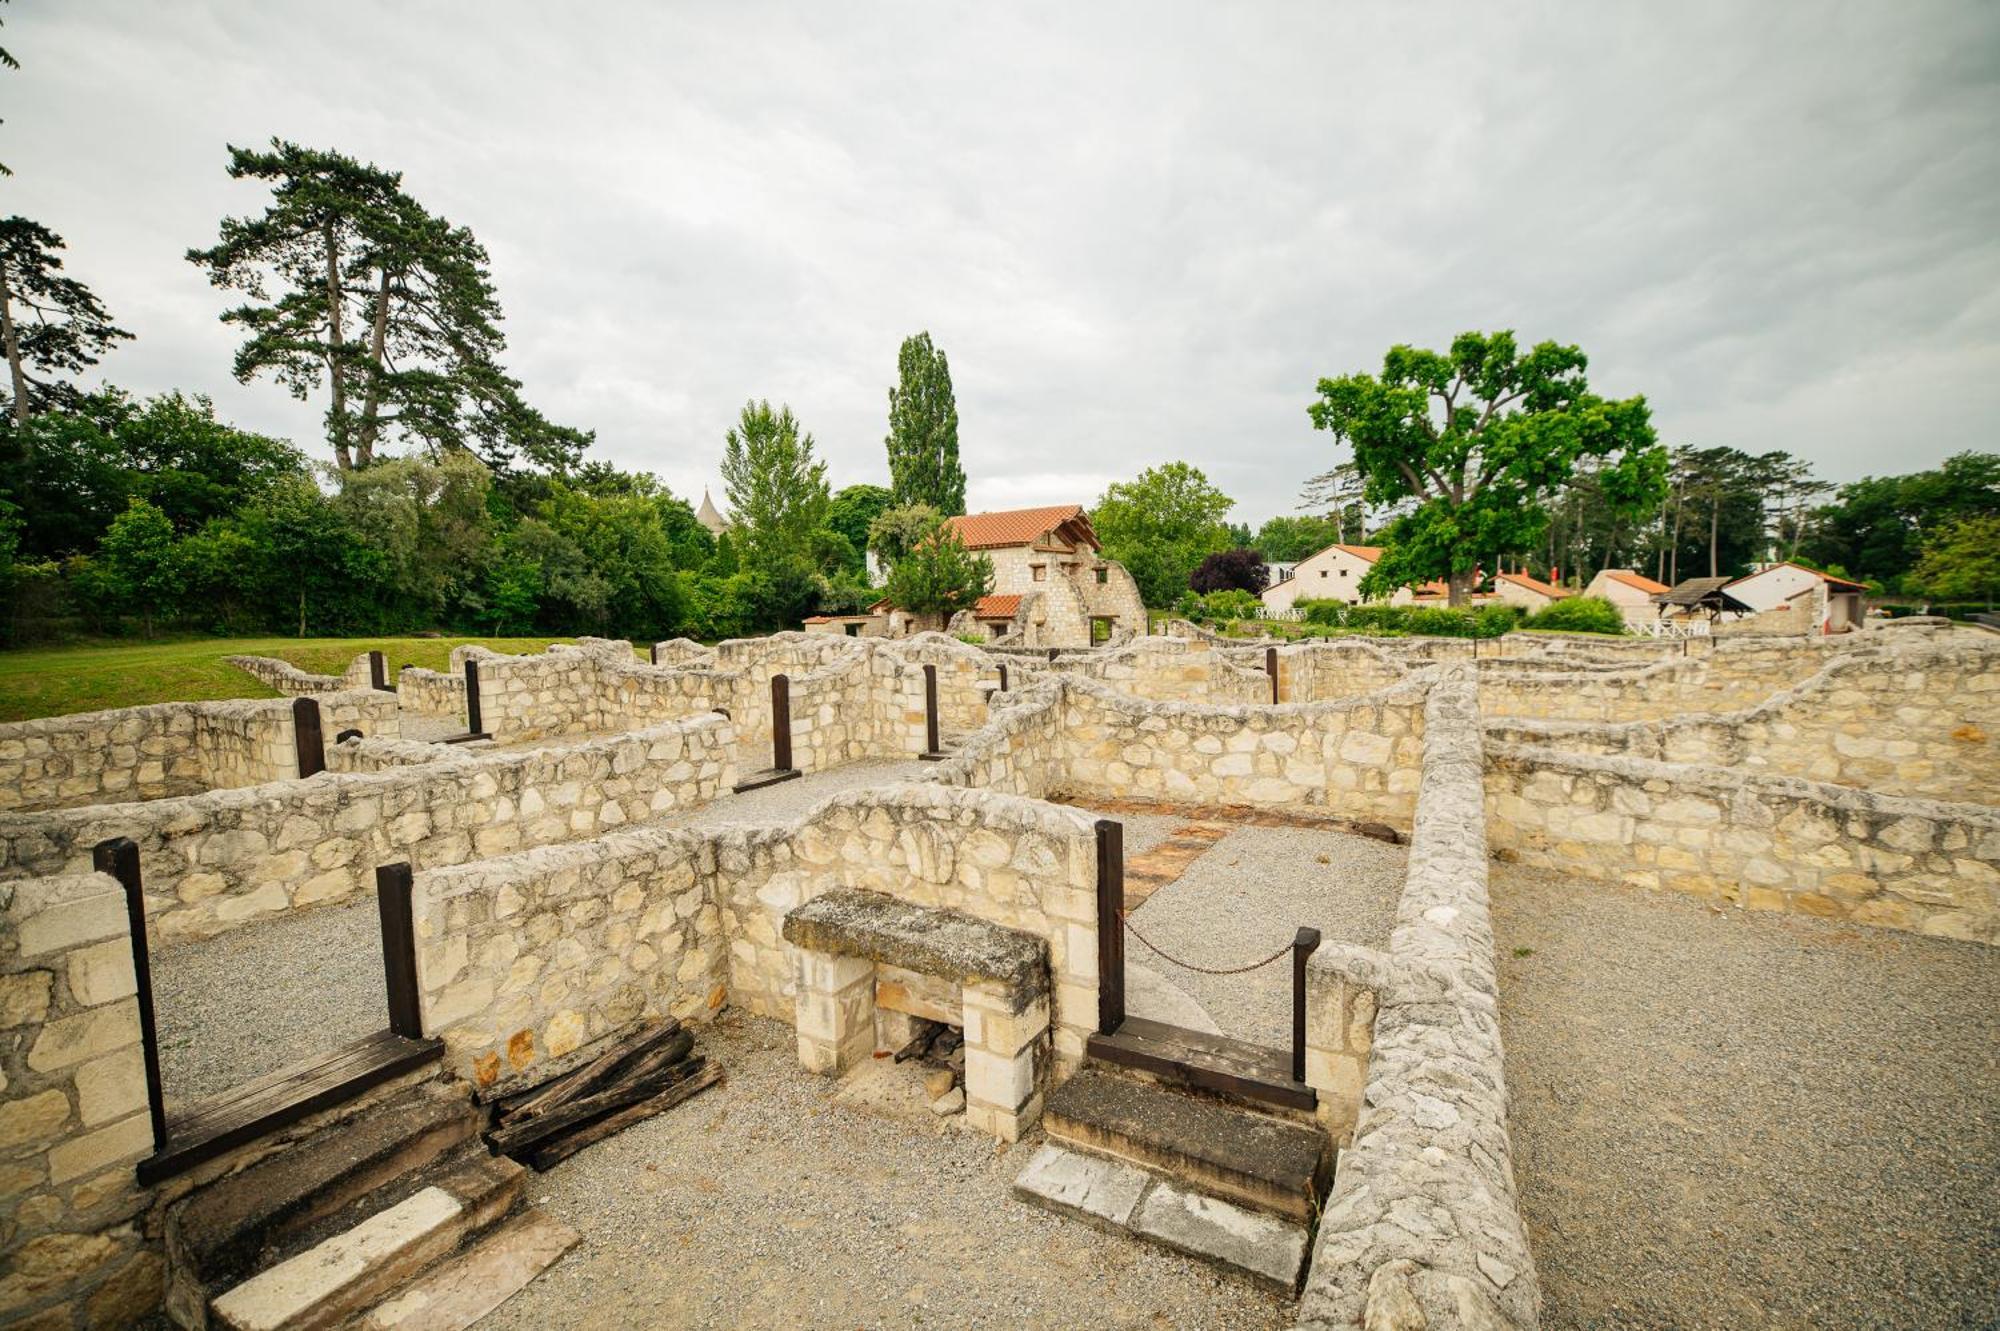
[481,1012,1292,1331]
[665,758,932,829]
[1117,823,1405,1049]
[1086,808,1186,858]
[151,896,384,1109]
[1492,863,2000,1331]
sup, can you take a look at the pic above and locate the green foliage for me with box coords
[1292,598,1525,639]
[0,216,132,421]
[1092,462,1235,608]
[879,510,993,627]
[1519,595,1627,635]
[1251,514,1345,563]
[92,498,180,635]
[885,332,964,515]
[1911,514,2000,606]
[1175,588,1261,621]
[187,139,590,472]
[1802,453,2000,593]
[1309,331,1665,605]
[720,399,829,578]
[867,501,942,564]
[827,484,893,569]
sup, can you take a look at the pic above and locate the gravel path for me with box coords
[665,759,931,830]
[1117,822,1405,1049]
[1492,863,2000,1331]
[151,897,384,1109]
[481,1012,1291,1331]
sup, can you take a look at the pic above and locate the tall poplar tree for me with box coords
[188,140,590,473]
[0,219,131,424]
[885,331,965,515]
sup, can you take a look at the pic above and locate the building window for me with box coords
[1032,565,1046,582]
[1095,568,1108,584]
[1320,569,1328,578]
[844,623,860,637]
[1339,569,1348,577]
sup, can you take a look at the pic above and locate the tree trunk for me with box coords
[0,269,29,425]
[1447,568,1473,608]
[1668,488,1683,585]
[1708,500,1720,578]
[323,222,352,471]
[355,268,391,466]
[298,589,307,638]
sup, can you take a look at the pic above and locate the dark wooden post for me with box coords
[292,697,325,778]
[1266,646,1280,704]
[1291,926,1321,1083]
[1095,819,1125,1036]
[649,643,659,665]
[368,649,390,692]
[770,673,793,772]
[94,838,168,1152]
[1048,647,1059,663]
[463,659,483,736]
[997,663,1009,692]
[921,663,942,758]
[375,863,424,1039]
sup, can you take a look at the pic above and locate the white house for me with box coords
[1583,568,1671,627]
[1260,544,1386,611]
[1491,571,1571,612]
[1725,562,1868,634]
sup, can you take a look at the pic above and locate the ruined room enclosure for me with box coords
[2,618,1995,1330]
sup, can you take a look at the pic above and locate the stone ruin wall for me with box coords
[0,692,400,815]
[1300,674,1538,1331]
[409,781,1103,1090]
[0,715,734,944]
[392,665,466,719]
[1486,640,1999,804]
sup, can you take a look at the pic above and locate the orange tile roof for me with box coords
[1332,544,1385,563]
[1725,561,1868,593]
[1496,571,1572,599]
[972,594,1022,620]
[945,505,1097,551]
[1600,569,1671,596]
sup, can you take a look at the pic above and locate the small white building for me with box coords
[1725,562,1868,634]
[1491,571,1571,612]
[1583,568,1671,627]
[1260,544,1386,611]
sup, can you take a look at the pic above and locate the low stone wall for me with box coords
[394,666,466,720]
[1485,744,2000,943]
[0,693,400,815]
[1057,675,1428,827]
[1,869,160,1329]
[1273,641,1412,703]
[1299,674,1538,1331]
[410,781,1103,1089]
[0,716,735,944]
[925,679,1067,800]
[326,735,468,773]
[223,653,349,695]
[1487,640,2000,804]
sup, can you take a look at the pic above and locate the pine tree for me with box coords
[188,140,590,473]
[0,218,132,423]
[720,400,829,575]
[885,332,965,515]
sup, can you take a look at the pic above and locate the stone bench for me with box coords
[781,889,1051,1141]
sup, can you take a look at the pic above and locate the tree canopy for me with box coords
[1091,462,1235,607]
[885,332,965,515]
[1189,548,1269,595]
[0,217,131,422]
[878,506,992,628]
[187,140,590,473]
[1309,331,1664,605]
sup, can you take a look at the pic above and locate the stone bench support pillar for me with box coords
[961,981,1050,1143]
[793,951,876,1075]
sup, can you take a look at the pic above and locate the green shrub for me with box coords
[1288,598,1520,638]
[1520,595,1627,635]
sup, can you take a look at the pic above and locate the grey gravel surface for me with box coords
[666,758,931,830]
[151,896,384,1109]
[480,1012,1292,1331]
[1088,808,1185,858]
[1492,863,2000,1331]
[1119,823,1404,1049]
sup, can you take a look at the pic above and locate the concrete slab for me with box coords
[359,1210,580,1330]
[1132,1179,1309,1293]
[1011,1144,1149,1229]
[212,1187,465,1331]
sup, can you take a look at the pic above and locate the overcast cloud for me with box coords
[9,2,1998,522]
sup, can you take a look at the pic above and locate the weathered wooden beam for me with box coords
[522,1062,722,1171]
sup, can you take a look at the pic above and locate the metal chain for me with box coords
[1119,911,1293,976]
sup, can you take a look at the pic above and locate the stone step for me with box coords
[1043,1066,1330,1222]
[1012,1144,1309,1293]
[164,1081,482,1326]
[209,1152,525,1331]
[355,1209,580,1331]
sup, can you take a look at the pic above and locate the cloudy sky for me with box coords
[9,2,1997,523]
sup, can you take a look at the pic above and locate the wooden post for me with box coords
[375,863,424,1039]
[1095,819,1125,1036]
[1291,926,1321,1084]
[770,673,792,772]
[1265,646,1279,704]
[649,643,659,665]
[94,838,168,1152]
[463,658,483,736]
[292,697,325,778]
[922,663,941,757]
[368,649,390,691]
[997,663,1008,692]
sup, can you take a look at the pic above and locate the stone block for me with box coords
[46,1112,151,1184]
[65,939,137,1008]
[27,1001,140,1074]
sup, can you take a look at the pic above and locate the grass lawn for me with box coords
[0,636,578,723]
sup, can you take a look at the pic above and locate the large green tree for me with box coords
[827,482,893,574]
[1252,514,1345,563]
[878,506,993,629]
[93,497,181,637]
[720,400,829,627]
[1911,514,2000,607]
[0,218,131,423]
[188,140,590,473]
[885,332,965,514]
[1309,331,1664,606]
[1091,462,1235,607]
[1801,452,2000,591]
